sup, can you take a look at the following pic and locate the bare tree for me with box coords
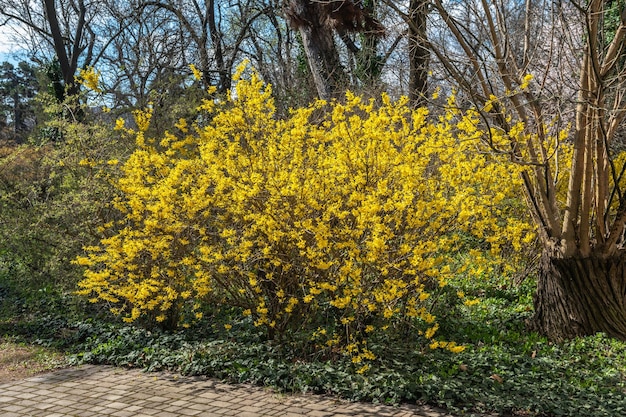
[381,0,430,106]
[100,2,190,109]
[135,0,267,93]
[0,0,123,99]
[430,0,626,341]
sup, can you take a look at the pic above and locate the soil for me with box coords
[0,339,65,383]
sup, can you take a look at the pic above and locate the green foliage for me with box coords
[603,0,626,46]
[0,61,40,142]
[45,265,620,416]
[0,92,130,294]
[43,59,65,103]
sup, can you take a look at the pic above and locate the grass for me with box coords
[1,267,626,416]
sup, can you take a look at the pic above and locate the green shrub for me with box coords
[0,93,130,293]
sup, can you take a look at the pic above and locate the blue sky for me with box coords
[0,25,25,63]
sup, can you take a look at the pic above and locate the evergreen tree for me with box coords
[0,61,39,142]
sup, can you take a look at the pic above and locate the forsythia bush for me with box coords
[76,65,535,359]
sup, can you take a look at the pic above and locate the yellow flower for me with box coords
[189,64,203,81]
[425,324,439,339]
[133,108,153,132]
[520,73,533,90]
[356,364,370,374]
[448,344,466,353]
[114,118,125,131]
[175,118,189,133]
[464,299,481,307]
[77,66,102,92]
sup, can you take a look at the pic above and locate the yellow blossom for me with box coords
[77,66,102,92]
[520,73,533,90]
[189,64,203,81]
[356,364,370,374]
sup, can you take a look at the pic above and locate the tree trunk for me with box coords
[532,250,626,341]
[298,25,346,100]
[44,0,83,99]
[408,0,429,108]
[207,0,230,93]
[285,0,347,100]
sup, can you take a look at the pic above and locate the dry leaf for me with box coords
[490,373,504,383]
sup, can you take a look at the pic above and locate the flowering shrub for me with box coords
[76,65,535,359]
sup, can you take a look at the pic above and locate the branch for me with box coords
[338,30,359,53]
[604,194,626,255]
[0,7,51,39]
[44,0,72,83]
[432,0,491,99]
[382,33,403,66]
[600,23,626,77]
[69,0,87,77]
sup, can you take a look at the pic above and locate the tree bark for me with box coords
[207,0,230,93]
[285,0,347,100]
[44,0,84,99]
[532,250,626,341]
[408,0,429,108]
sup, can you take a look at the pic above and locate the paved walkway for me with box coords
[0,365,456,416]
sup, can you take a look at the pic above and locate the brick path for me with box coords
[0,365,456,416]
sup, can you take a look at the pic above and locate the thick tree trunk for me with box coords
[299,26,346,100]
[532,250,626,341]
[44,0,83,99]
[286,0,347,100]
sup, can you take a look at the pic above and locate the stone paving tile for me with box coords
[0,365,460,416]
